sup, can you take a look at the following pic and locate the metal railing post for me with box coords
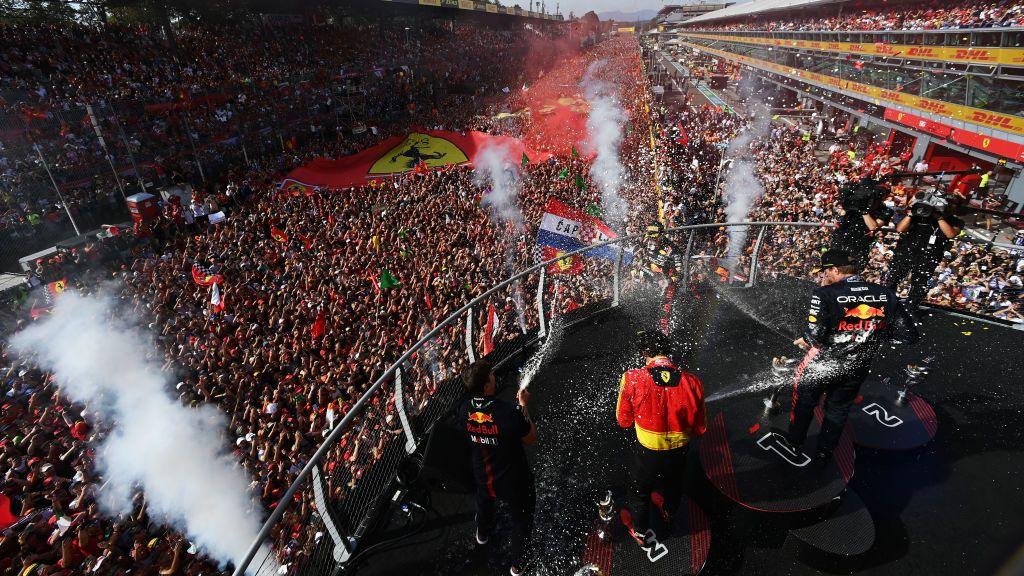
[682,230,695,283]
[551,280,561,323]
[612,246,623,307]
[392,367,417,454]
[746,226,768,288]
[312,465,351,563]
[33,144,82,236]
[464,310,476,363]
[536,267,547,338]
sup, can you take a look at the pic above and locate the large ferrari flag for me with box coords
[282,130,551,190]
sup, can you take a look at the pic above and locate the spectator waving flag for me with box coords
[191,264,222,286]
[481,302,501,356]
[46,279,67,299]
[210,283,225,313]
[311,307,326,339]
[270,226,289,243]
[379,269,400,290]
[29,278,67,319]
[536,199,631,264]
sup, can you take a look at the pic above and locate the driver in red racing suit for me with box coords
[616,331,706,543]
[774,250,919,462]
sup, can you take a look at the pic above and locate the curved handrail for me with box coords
[231,219,1016,575]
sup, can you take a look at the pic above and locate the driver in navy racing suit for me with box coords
[776,250,919,462]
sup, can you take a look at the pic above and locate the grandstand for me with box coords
[1,2,1023,576]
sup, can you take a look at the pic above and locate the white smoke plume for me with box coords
[722,103,772,269]
[10,292,276,574]
[582,60,628,227]
[474,142,523,230]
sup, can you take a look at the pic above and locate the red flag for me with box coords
[0,494,19,531]
[21,105,48,122]
[298,234,314,250]
[541,246,583,275]
[311,308,326,340]
[481,303,500,356]
[270,226,289,243]
[191,264,222,286]
[675,124,689,146]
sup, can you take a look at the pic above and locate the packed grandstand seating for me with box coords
[679,0,1024,31]
[2,5,1024,576]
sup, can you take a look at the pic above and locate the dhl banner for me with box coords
[618,27,636,33]
[283,130,551,189]
[681,42,1024,136]
[679,32,1024,66]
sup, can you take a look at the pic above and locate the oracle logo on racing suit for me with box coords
[836,294,888,303]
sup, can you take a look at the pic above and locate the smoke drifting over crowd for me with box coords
[722,102,772,269]
[474,141,524,230]
[582,60,628,227]
[10,293,276,574]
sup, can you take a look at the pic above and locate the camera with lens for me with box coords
[910,189,950,219]
[840,179,884,213]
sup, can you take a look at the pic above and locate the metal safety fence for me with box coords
[231,219,1022,576]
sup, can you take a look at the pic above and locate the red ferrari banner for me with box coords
[282,130,551,190]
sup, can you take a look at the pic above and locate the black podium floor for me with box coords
[353,284,1024,576]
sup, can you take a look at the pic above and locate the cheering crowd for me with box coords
[650,88,1024,322]
[0,23,662,576]
[680,0,1024,32]
[2,10,1023,576]
[0,17,567,259]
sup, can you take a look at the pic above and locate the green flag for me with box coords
[521,152,529,168]
[575,175,586,191]
[585,202,603,218]
[558,167,569,180]
[379,269,400,290]
[571,146,579,158]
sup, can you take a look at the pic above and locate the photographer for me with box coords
[832,177,891,268]
[886,189,964,305]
